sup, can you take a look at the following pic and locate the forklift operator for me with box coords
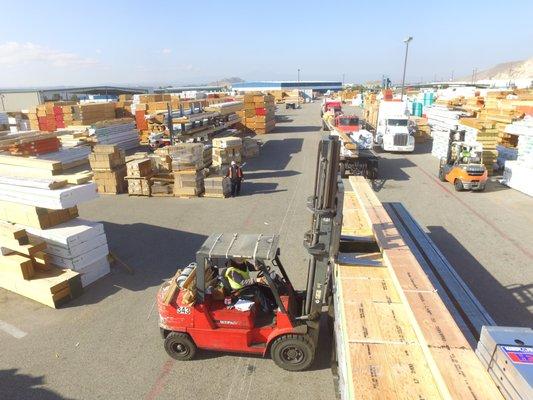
[225,259,276,313]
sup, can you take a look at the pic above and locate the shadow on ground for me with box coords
[427,225,532,327]
[246,138,303,172]
[0,369,74,400]
[64,223,207,308]
[273,125,320,134]
[371,157,417,191]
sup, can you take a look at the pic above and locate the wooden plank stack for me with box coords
[170,143,205,197]
[242,137,260,158]
[125,158,153,196]
[89,145,127,194]
[88,118,139,150]
[72,103,116,125]
[203,176,231,198]
[212,137,242,167]
[334,176,505,400]
[237,92,276,134]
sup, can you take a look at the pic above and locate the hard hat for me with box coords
[231,160,236,165]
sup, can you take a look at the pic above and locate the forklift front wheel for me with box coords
[438,168,446,182]
[164,332,197,361]
[270,334,315,372]
[454,179,464,192]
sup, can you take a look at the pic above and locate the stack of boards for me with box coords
[88,118,139,151]
[0,174,108,308]
[334,176,504,400]
[89,145,128,194]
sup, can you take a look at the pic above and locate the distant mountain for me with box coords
[461,57,533,81]
[208,77,245,87]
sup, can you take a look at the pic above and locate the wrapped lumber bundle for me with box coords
[0,222,82,307]
[125,158,153,196]
[212,137,242,166]
[72,103,116,125]
[426,106,468,158]
[203,175,231,198]
[169,143,204,171]
[242,137,260,158]
[237,92,276,134]
[88,118,139,150]
[89,145,127,194]
[502,117,533,196]
[23,219,110,288]
[173,170,204,197]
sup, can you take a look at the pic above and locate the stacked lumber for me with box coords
[125,158,153,196]
[88,118,139,150]
[458,118,499,174]
[72,103,116,125]
[25,109,40,130]
[362,92,379,128]
[23,219,110,288]
[89,145,127,194]
[204,100,243,116]
[426,106,468,158]
[170,143,205,197]
[237,92,276,134]
[334,177,505,400]
[212,137,242,167]
[410,116,431,143]
[9,134,60,156]
[0,201,78,229]
[203,175,231,198]
[242,137,260,158]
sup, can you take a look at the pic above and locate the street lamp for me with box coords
[297,68,301,106]
[400,36,413,101]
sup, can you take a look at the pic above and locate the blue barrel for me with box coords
[414,102,423,117]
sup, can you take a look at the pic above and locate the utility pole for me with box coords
[297,68,301,107]
[471,68,477,84]
[400,36,413,101]
[451,70,454,81]
[342,73,345,86]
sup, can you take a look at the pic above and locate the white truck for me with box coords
[373,101,415,152]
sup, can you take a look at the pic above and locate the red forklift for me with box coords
[157,137,343,371]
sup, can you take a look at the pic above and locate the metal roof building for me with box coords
[0,86,150,112]
[231,81,342,92]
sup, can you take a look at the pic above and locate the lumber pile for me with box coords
[203,175,231,198]
[125,158,153,196]
[72,103,116,125]
[212,137,242,167]
[89,145,127,194]
[237,92,276,134]
[410,116,431,143]
[426,106,468,159]
[362,92,379,128]
[170,143,205,197]
[88,118,139,150]
[334,177,505,400]
[242,137,260,158]
[501,117,533,196]
[458,119,499,174]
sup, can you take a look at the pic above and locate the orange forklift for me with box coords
[438,130,488,191]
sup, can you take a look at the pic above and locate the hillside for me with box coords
[208,77,245,87]
[462,57,533,81]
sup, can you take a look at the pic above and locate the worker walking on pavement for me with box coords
[226,160,244,197]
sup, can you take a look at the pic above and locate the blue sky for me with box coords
[0,0,531,87]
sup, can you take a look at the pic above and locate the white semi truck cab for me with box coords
[375,101,415,152]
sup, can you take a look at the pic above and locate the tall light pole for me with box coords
[342,73,345,86]
[400,36,413,101]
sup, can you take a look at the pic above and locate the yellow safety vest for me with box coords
[225,267,250,290]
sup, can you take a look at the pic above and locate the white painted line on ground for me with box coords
[0,320,27,339]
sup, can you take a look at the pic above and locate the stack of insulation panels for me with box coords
[502,117,533,196]
[426,106,468,159]
[89,118,139,150]
[23,219,110,288]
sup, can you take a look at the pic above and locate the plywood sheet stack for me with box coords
[0,222,82,308]
[88,118,139,150]
[334,177,506,400]
[212,137,242,167]
[72,103,116,125]
[238,92,275,134]
[89,145,127,194]
[125,158,153,196]
[203,176,231,198]
[170,143,204,197]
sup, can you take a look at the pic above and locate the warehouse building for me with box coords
[0,86,149,112]
[231,81,342,93]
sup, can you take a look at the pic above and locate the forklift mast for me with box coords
[303,136,343,320]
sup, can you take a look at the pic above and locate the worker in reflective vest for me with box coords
[226,161,243,197]
[225,260,275,313]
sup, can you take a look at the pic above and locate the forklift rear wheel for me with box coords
[164,332,197,361]
[454,180,464,192]
[438,168,446,182]
[270,334,315,372]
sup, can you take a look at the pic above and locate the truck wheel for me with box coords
[438,168,446,182]
[454,180,463,192]
[271,334,315,372]
[339,164,346,178]
[164,332,197,361]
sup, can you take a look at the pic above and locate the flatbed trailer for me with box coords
[323,117,378,179]
[333,176,506,400]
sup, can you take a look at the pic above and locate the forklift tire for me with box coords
[438,168,446,182]
[454,180,464,192]
[164,332,197,361]
[270,334,315,372]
